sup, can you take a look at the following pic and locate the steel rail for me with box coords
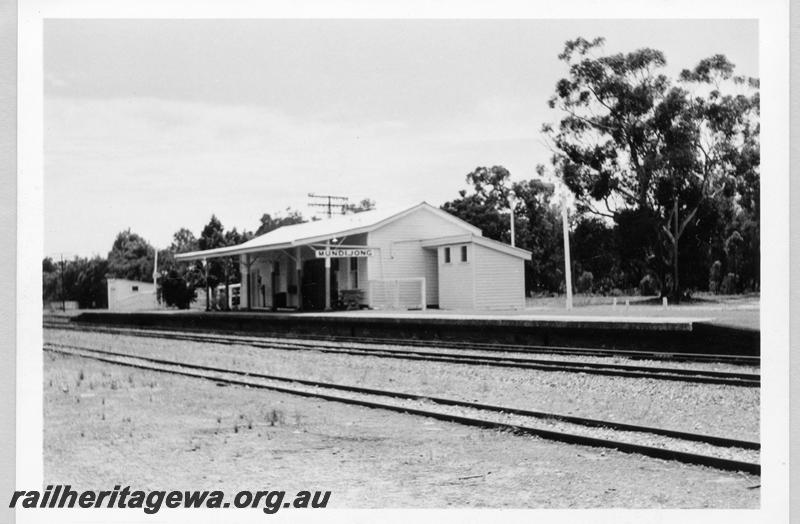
[44,323,760,387]
[45,342,760,476]
[43,320,760,365]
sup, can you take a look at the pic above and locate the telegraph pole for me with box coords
[60,254,65,311]
[561,195,573,310]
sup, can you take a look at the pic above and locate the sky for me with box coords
[43,19,758,258]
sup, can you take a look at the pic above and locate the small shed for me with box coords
[421,234,529,310]
[107,278,156,311]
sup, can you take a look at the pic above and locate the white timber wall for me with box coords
[474,243,526,310]
[437,244,476,310]
[107,278,156,311]
[366,207,470,306]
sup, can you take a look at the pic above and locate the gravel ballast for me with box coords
[44,328,761,442]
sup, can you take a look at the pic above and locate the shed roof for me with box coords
[420,234,532,259]
[175,202,482,261]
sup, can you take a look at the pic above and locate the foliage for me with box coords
[576,271,594,293]
[441,165,564,293]
[639,274,661,296]
[544,37,759,300]
[343,198,376,214]
[255,208,305,236]
[709,260,722,294]
[42,256,109,308]
[160,269,196,309]
[107,230,155,282]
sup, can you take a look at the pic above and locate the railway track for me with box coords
[44,322,760,387]
[44,342,760,475]
[42,319,760,366]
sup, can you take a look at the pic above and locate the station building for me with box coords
[176,202,531,311]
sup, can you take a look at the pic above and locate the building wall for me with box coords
[437,243,475,310]
[367,207,469,306]
[107,278,155,311]
[474,243,526,310]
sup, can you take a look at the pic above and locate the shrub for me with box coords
[576,271,594,293]
[709,260,722,294]
[639,274,661,296]
[720,273,738,295]
[161,271,197,309]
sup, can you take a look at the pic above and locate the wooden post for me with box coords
[242,254,250,310]
[561,198,573,310]
[324,241,331,310]
[295,246,303,311]
[203,258,210,311]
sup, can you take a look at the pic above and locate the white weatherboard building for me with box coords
[107,278,156,311]
[176,202,531,311]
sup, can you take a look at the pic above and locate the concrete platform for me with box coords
[71,309,759,356]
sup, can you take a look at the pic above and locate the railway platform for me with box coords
[68,309,759,356]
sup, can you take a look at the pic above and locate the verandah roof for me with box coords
[175,202,482,262]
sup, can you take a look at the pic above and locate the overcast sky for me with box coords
[43,19,758,258]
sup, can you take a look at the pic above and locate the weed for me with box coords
[78,369,85,381]
[234,425,239,433]
[128,374,134,385]
[266,409,285,426]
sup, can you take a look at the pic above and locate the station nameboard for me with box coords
[314,248,375,258]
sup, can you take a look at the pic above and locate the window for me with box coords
[461,245,468,262]
[444,247,451,263]
[350,257,359,288]
[131,286,139,292]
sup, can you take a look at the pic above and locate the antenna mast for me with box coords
[307,193,350,219]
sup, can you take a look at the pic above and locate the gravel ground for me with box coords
[44,351,760,508]
[45,329,761,442]
[101,327,759,374]
[48,344,761,464]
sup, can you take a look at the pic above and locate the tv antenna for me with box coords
[307,193,349,219]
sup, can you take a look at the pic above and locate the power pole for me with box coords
[308,193,349,219]
[561,196,573,310]
[59,254,65,311]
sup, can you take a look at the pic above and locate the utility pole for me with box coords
[308,193,349,219]
[508,190,517,247]
[561,195,573,310]
[59,254,65,311]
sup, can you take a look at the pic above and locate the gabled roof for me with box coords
[420,234,532,259]
[176,202,482,261]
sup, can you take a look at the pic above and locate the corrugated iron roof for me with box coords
[175,202,482,260]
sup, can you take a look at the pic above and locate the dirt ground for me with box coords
[46,329,760,442]
[44,351,759,508]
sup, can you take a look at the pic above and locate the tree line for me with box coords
[44,37,759,307]
[43,201,376,309]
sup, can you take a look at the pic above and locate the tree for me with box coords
[198,215,226,309]
[107,229,155,282]
[544,37,759,300]
[442,166,564,294]
[255,208,305,236]
[343,198,376,214]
